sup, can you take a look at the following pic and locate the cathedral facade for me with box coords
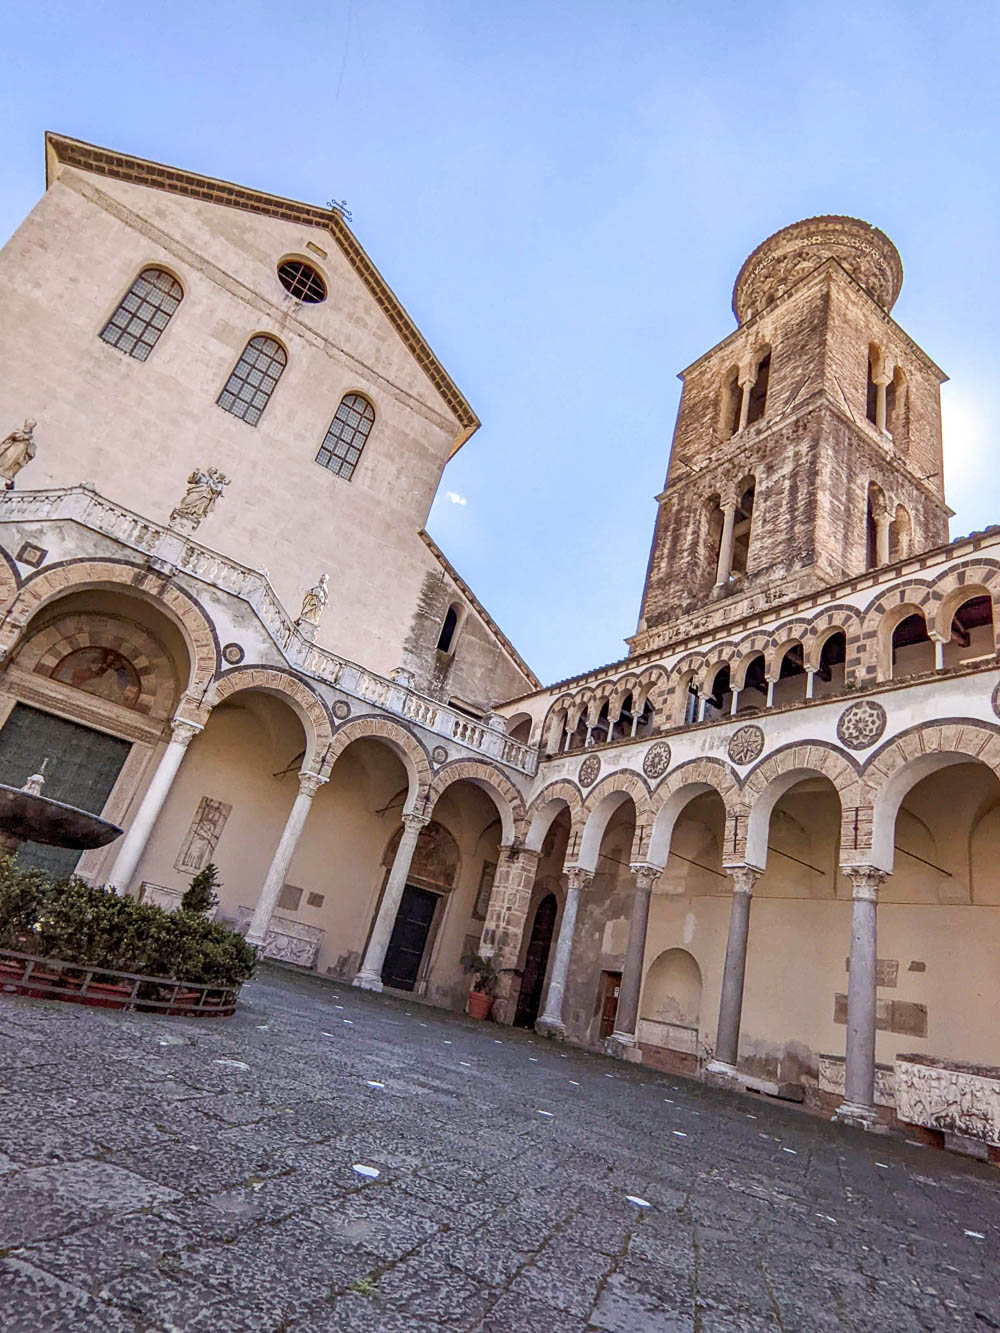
[1,136,997,1135]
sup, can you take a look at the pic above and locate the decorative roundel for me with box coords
[836,700,887,750]
[642,741,672,780]
[579,754,601,788]
[332,700,351,721]
[728,724,765,766]
[432,745,449,765]
[221,642,245,665]
[992,682,1000,719]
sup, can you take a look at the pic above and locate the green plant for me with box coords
[461,950,497,996]
[0,856,257,987]
[349,1276,377,1296]
[181,863,220,917]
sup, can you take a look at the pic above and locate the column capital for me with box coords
[297,770,327,799]
[169,717,203,746]
[629,862,661,893]
[725,864,759,896]
[401,811,431,833]
[843,865,885,902]
[564,865,594,893]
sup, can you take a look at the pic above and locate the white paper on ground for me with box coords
[626,1195,651,1208]
[213,1059,250,1070]
[352,1163,380,1179]
[366,1081,384,1089]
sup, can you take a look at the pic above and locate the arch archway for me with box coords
[206,668,333,773]
[325,716,432,812]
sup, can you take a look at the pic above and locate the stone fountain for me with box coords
[0,759,123,857]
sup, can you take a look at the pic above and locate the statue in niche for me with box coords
[170,467,230,530]
[297,573,329,627]
[0,419,37,487]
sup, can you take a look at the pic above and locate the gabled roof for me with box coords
[44,132,480,455]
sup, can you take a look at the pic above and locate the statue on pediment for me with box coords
[0,419,37,487]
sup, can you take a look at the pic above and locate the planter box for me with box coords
[895,1054,1000,1147]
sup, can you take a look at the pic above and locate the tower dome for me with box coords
[732,215,902,324]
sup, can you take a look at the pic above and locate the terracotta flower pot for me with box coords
[467,990,492,1021]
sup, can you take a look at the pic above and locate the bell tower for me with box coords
[631,216,950,654]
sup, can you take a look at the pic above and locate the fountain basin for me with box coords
[0,783,122,850]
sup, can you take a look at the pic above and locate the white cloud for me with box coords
[445,491,468,506]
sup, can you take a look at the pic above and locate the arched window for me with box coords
[731,481,755,576]
[217,335,286,426]
[315,393,375,481]
[891,613,934,680]
[100,267,183,361]
[437,604,460,654]
[745,352,770,425]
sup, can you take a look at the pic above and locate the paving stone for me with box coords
[2,967,999,1333]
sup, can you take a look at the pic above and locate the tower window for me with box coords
[731,481,755,575]
[100,267,183,362]
[277,260,326,303]
[315,393,375,481]
[217,335,287,426]
[746,354,770,426]
[437,604,461,654]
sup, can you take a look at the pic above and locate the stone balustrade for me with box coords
[0,487,538,776]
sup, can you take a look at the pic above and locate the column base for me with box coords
[352,971,383,993]
[832,1100,887,1133]
[535,1015,566,1039]
[245,930,266,948]
[704,1059,742,1088]
[605,1032,642,1063]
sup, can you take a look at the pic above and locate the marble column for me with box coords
[714,501,738,588]
[805,666,817,700]
[107,717,202,894]
[536,866,592,1036]
[875,512,891,566]
[834,865,887,1131]
[873,369,892,433]
[353,812,430,991]
[247,771,327,946]
[609,863,661,1055]
[737,369,755,432]
[706,865,760,1079]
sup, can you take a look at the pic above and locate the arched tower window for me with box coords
[100,267,183,362]
[866,482,888,569]
[730,481,755,576]
[315,393,375,481]
[217,335,287,426]
[745,352,770,426]
[437,604,461,654]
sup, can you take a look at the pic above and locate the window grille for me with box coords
[277,260,326,303]
[217,335,287,426]
[100,268,182,361]
[315,393,375,480]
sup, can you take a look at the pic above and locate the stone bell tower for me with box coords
[631,215,951,654]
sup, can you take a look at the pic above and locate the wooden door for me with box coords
[514,893,557,1028]
[598,970,622,1040]
[381,885,438,991]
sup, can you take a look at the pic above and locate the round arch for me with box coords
[524,778,585,853]
[425,758,527,845]
[576,771,651,872]
[10,559,218,693]
[644,758,739,867]
[324,715,433,811]
[205,666,334,772]
[865,720,1000,871]
[741,743,861,869]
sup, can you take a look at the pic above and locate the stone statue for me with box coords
[298,573,329,627]
[0,419,37,487]
[170,467,230,530]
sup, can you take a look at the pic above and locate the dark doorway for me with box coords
[381,884,438,991]
[514,893,557,1028]
[0,703,131,878]
[598,970,622,1040]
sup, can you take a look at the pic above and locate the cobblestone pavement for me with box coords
[2,968,1000,1332]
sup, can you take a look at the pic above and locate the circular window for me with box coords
[277,260,326,303]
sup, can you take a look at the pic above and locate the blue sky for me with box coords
[3,1,999,685]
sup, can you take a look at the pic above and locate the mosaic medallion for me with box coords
[332,699,351,721]
[579,754,601,787]
[221,642,245,665]
[642,741,672,780]
[992,681,1000,719]
[728,724,764,766]
[836,700,887,750]
[432,745,449,765]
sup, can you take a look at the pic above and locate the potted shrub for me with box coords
[462,951,497,1020]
